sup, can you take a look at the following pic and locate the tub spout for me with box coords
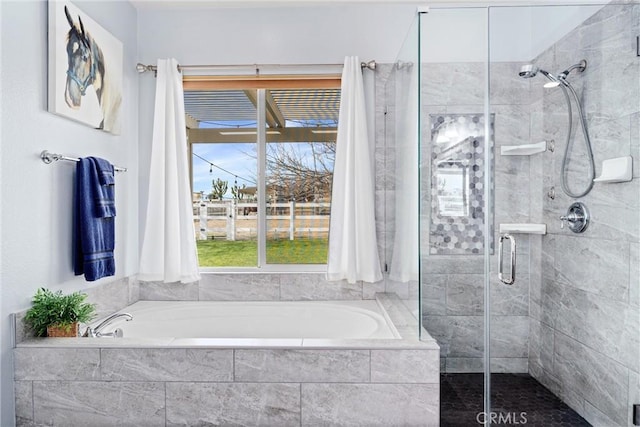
[84,313,132,337]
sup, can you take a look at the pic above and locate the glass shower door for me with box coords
[417,7,491,426]
[384,16,421,329]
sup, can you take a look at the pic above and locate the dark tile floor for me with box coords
[441,373,591,427]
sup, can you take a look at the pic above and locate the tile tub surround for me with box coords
[13,276,139,345]
[13,293,440,426]
[139,272,379,302]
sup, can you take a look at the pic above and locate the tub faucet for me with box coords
[84,313,133,337]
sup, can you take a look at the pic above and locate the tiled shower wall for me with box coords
[418,61,533,373]
[528,3,640,426]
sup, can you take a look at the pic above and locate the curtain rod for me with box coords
[136,60,376,74]
[41,150,127,172]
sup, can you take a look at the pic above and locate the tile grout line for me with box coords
[299,382,302,427]
[30,380,34,424]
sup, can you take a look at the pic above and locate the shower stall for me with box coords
[385,2,639,425]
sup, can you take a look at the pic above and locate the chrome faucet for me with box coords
[84,313,133,337]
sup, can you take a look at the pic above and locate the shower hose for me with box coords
[557,82,595,198]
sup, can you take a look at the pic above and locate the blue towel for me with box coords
[92,157,116,217]
[74,157,116,281]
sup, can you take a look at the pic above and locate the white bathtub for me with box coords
[95,300,401,339]
[15,294,440,426]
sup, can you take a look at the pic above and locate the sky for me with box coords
[192,143,257,198]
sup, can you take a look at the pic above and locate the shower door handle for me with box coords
[498,234,516,285]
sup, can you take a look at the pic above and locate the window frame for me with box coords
[185,75,340,273]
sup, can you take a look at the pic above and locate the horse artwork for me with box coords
[48,1,123,134]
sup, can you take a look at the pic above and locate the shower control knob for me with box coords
[559,202,589,233]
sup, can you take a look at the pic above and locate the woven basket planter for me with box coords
[46,323,79,338]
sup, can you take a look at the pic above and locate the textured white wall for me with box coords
[0,1,138,424]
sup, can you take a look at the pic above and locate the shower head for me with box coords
[518,64,539,78]
[519,64,561,88]
[539,69,561,88]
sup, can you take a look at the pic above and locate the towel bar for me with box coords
[40,150,127,172]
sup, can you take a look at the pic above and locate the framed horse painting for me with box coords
[48,1,123,135]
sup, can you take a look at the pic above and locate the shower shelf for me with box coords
[500,141,547,156]
[499,223,547,235]
[593,156,633,183]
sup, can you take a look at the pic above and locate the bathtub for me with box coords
[96,300,400,339]
[14,294,440,426]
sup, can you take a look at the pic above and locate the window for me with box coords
[185,76,340,269]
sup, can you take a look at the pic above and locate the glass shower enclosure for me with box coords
[389,2,639,425]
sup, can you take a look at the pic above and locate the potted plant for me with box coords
[24,288,96,337]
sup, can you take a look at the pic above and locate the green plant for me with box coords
[24,288,96,337]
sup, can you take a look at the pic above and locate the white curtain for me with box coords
[389,61,419,283]
[139,58,200,283]
[326,56,382,284]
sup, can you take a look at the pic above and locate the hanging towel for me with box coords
[92,157,116,217]
[74,157,116,281]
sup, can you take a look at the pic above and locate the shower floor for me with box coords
[441,373,591,426]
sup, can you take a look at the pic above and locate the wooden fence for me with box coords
[193,200,330,241]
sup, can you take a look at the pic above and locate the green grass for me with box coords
[266,238,328,264]
[196,240,257,267]
[196,238,328,267]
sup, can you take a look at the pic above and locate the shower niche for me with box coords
[428,113,494,255]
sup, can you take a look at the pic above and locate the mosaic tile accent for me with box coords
[429,113,495,255]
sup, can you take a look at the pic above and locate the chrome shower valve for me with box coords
[559,202,589,233]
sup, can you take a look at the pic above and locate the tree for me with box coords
[265,141,335,202]
[209,178,228,200]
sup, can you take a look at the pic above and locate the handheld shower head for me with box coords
[539,69,561,88]
[518,64,539,78]
[519,64,560,88]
